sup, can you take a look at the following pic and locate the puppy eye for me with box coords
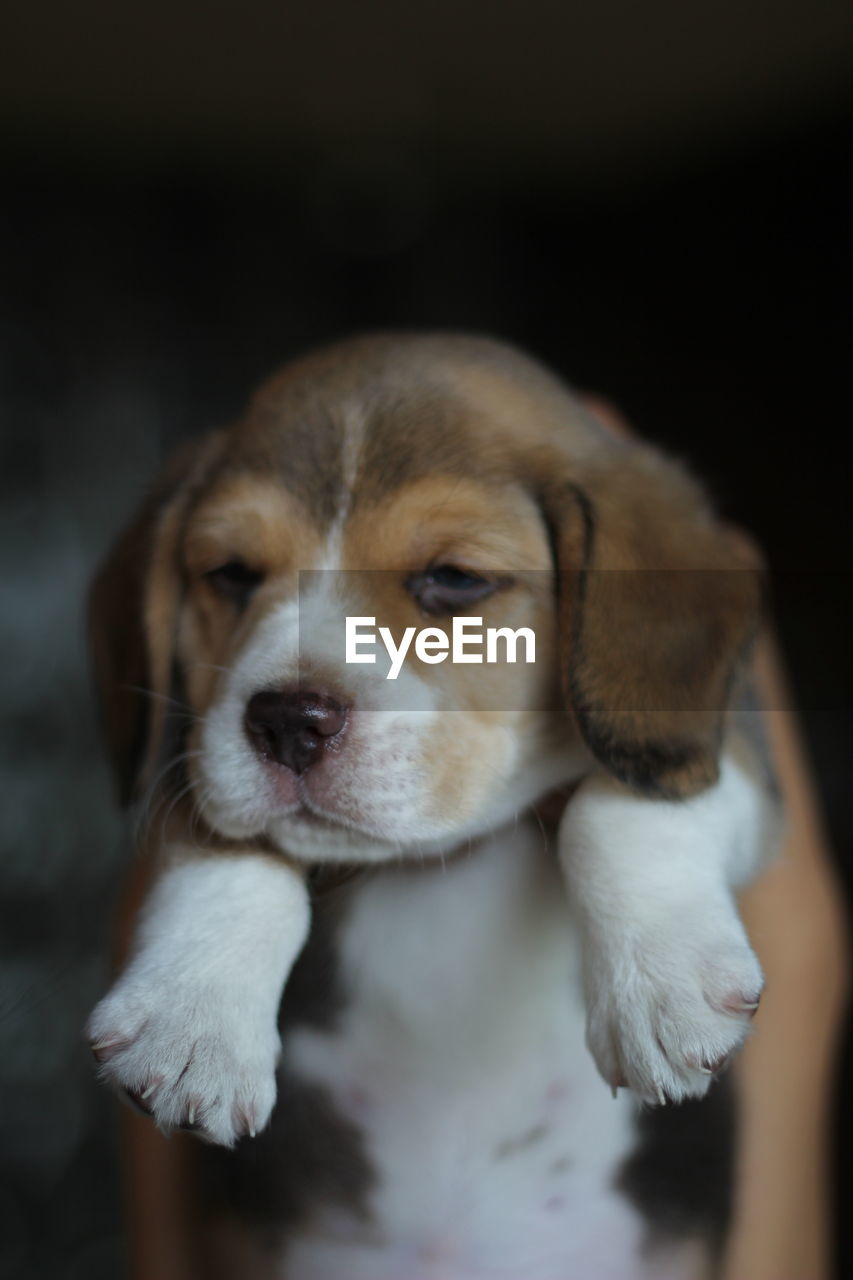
[407,565,498,615]
[205,559,264,606]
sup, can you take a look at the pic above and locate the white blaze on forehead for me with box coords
[318,402,368,571]
[339,402,369,499]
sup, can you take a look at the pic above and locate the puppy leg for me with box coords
[559,756,776,1105]
[87,850,310,1147]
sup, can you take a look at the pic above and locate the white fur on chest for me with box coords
[279,824,696,1280]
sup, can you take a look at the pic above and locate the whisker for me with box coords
[189,784,216,841]
[133,749,206,841]
[531,805,550,858]
[158,778,199,845]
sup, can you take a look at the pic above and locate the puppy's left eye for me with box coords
[205,559,264,607]
[407,565,498,615]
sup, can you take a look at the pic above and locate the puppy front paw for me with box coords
[583,906,763,1106]
[86,979,281,1146]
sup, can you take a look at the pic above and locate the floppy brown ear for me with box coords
[547,442,763,799]
[88,435,222,805]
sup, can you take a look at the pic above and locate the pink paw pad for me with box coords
[707,989,762,1019]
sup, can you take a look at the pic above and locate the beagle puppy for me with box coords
[87,334,780,1280]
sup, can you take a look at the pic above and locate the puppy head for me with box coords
[90,334,760,860]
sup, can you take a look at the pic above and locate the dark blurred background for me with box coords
[1,2,851,1277]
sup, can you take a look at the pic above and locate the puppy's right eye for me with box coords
[205,560,264,607]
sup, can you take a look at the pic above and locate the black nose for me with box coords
[245,689,348,774]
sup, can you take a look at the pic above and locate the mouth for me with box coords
[287,798,343,829]
[251,738,376,831]
[267,770,369,839]
[266,794,400,862]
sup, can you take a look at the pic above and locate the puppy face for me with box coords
[181,468,571,859]
[90,334,761,861]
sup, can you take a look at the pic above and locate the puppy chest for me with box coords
[230,834,683,1277]
[200,830,726,1280]
[280,1018,649,1280]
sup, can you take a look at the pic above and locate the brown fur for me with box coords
[89,433,226,803]
[90,332,762,812]
[537,449,762,797]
